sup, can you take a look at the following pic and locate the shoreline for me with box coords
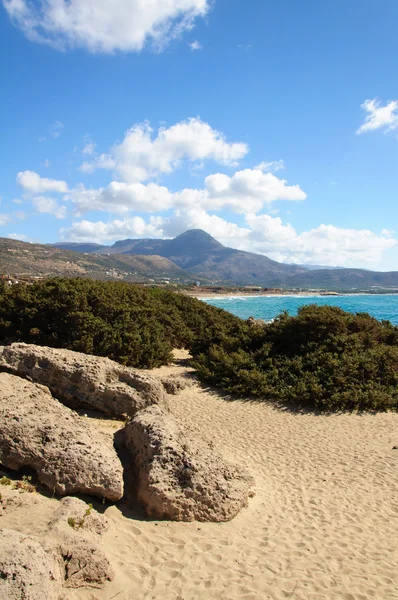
[189,291,398,300]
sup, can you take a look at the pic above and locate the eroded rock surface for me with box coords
[48,496,109,536]
[56,534,114,589]
[0,528,63,600]
[125,405,255,522]
[0,373,123,500]
[0,342,167,418]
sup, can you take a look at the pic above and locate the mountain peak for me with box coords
[173,229,224,246]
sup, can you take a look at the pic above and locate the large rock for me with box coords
[0,529,63,600]
[125,405,255,522]
[0,373,123,500]
[56,535,114,589]
[0,343,167,418]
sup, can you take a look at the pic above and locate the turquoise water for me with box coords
[202,294,398,325]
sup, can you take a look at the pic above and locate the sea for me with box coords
[202,294,398,326]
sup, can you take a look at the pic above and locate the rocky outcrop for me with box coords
[125,405,255,522]
[0,342,167,418]
[0,373,123,500]
[0,529,63,600]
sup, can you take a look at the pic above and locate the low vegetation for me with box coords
[0,278,397,411]
[192,305,398,411]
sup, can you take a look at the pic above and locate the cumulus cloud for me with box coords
[17,171,68,194]
[60,216,164,243]
[60,209,396,268]
[68,168,306,215]
[67,182,173,214]
[3,0,210,53]
[80,118,249,182]
[32,196,68,219]
[357,99,398,134]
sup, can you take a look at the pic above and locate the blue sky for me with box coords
[1,0,398,269]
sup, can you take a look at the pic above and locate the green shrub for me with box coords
[0,278,242,369]
[191,305,398,411]
[1,280,396,411]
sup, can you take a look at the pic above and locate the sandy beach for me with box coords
[2,351,397,600]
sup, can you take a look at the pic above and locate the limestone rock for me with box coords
[0,528,63,600]
[125,405,255,522]
[56,534,114,589]
[0,342,167,418]
[48,496,109,536]
[0,373,123,500]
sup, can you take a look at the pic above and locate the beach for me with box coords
[4,350,396,600]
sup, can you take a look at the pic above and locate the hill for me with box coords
[283,267,398,291]
[55,229,398,290]
[57,229,306,285]
[0,238,192,283]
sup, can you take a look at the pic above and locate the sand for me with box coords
[2,351,398,600]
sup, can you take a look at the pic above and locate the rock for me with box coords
[0,342,167,418]
[160,375,193,395]
[125,405,255,522]
[0,528,63,600]
[0,373,123,500]
[56,534,114,589]
[48,497,109,536]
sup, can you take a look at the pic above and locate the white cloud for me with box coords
[357,99,398,134]
[254,160,285,173]
[80,118,249,182]
[60,210,396,268]
[68,168,306,215]
[17,171,68,194]
[189,40,202,50]
[43,159,51,168]
[12,198,23,205]
[3,0,210,53]
[60,216,164,243]
[67,181,173,214]
[0,214,12,226]
[32,196,68,219]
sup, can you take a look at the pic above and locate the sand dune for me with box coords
[2,351,397,599]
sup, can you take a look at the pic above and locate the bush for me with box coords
[191,305,398,411]
[0,278,242,369]
[1,280,397,411]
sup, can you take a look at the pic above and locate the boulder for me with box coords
[56,534,114,589]
[0,373,123,500]
[125,405,255,522]
[0,529,63,600]
[0,343,167,418]
[48,496,109,536]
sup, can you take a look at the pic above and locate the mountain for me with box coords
[58,229,306,285]
[283,268,398,291]
[36,229,398,290]
[0,238,192,282]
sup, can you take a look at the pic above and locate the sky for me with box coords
[1,0,398,270]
